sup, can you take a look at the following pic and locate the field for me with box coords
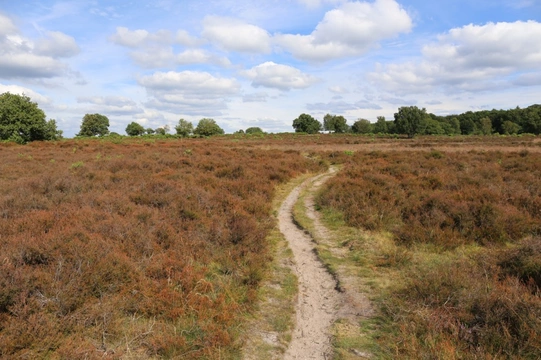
[1,134,540,359]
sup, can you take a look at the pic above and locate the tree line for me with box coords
[2,92,540,143]
[293,104,541,137]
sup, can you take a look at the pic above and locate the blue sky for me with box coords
[1,0,541,136]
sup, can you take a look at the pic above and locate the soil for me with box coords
[279,172,341,359]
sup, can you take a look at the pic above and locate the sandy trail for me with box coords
[280,170,341,360]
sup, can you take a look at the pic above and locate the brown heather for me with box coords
[0,138,324,359]
[318,149,541,358]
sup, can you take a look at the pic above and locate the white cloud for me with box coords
[202,16,271,53]
[275,0,412,62]
[0,14,79,80]
[243,92,269,102]
[369,20,541,94]
[138,71,240,115]
[34,31,80,58]
[176,49,231,67]
[0,13,17,35]
[77,96,143,116]
[242,62,319,90]
[0,83,52,105]
[328,85,348,94]
[175,30,202,47]
[130,47,176,68]
[109,27,171,47]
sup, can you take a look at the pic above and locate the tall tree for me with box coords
[125,121,145,136]
[194,118,224,136]
[292,113,322,134]
[77,113,110,137]
[175,119,193,137]
[0,92,62,143]
[374,116,388,133]
[351,119,373,134]
[394,106,428,138]
[323,114,348,133]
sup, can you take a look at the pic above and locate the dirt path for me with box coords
[280,170,342,359]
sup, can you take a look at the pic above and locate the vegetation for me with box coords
[245,127,264,134]
[351,118,372,134]
[77,113,110,137]
[0,138,325,358]
[175,119,193,137]
[125,121,145,136]
[317,148,541,358]
[292,113,322,134]
[394,106,429,138]
[194,118,224,137]
[323,114,348,133]
[0,92,62,143]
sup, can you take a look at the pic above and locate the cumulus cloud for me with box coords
[275,0,412,62]
[0,83,52,105]
[176,49,231,67]
[368,20,541,94]
[328,85,349,94]
[242,62,319,90]
[0,14,80,80]
[202,16,271,53]
[307,98,382,112]
[34,31,80,58]
[242,92,269,102]
[77,95,143,116]
[109,27,171,47]
[175,30,202,47]
[138,71,240,115]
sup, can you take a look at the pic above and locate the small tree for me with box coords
[394,106,428,138]
[77,113,110,137]
[292,113,322,134]
[479,117,493,135]
[175,119,193,137]
[502,121,521,135]
[125,121,145,136]
[323,114,348,133]
[146,128,155,135]
[245,127,264,134]
[351,119,373,134]
[194,118,224,136]
[0,92,62,143]
[374,116,388,133]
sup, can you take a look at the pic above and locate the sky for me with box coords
[1,0,541,136]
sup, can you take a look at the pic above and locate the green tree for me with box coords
[323,114,348,133]
[125,121,145,136]
[175,119,193,137]
[0,92,62,143]
[194,118,224,136]
[155,125,170,135]
[478,117,493,135]
[292,113,322,134]
[146,128,155,135]
[423,119,445,135]
[351,118,373,134]
[374,116,388,133]
[77,113,110,137]
[394,106,428,138]
[245,127,264,134]
[502,120,521,135]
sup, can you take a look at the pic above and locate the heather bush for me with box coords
[0,138,325,358]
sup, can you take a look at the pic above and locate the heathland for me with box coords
[1,134,540,359]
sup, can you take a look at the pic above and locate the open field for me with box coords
[1,134,540,359]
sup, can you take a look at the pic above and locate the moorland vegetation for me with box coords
[0,138,325,358]
[318,148,541,358]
